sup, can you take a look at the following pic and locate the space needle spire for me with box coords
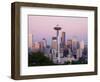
[54,24,61,63]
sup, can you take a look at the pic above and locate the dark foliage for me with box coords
[28,52,55,66]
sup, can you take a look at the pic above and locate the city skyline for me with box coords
[28,15,88,65]
[28,15,88,45]
[28,30,88,65]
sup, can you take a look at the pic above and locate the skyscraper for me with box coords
[72,38,78,50]
[80,40,85,49]
[32,42,40,52]
[51,37,57,50]
[39,41,44,52]
[71,38,78,59]
[42,38,47,48]
[67,39,72,49]
[61,32,66,48]
[28,33,33,51]
[79,40,85,57]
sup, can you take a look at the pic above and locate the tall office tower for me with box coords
[42,38,47,48]
[61,32,66,48]
[51,37,57,50]
[32,42,40,52]
[42,38,47,53]
[28,34,33,52]
[54,24,62,63]
[67,39,72,49]
[77,41,80,49]
[39,41,44,52]
[79,40,85,57]
[72,38,78,50]
[71,38,78,59]
[51,37,57,60]
[76,48,79,58]
[80,40,85,49]
[76,41,80,60]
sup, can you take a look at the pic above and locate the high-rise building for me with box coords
[51,37,58,60]
[76,41,85,59]
[42,38,47,48]
[28,34,33,51]
[79,40,85,57]
[80,40,85,49]
[71,38,78,59]
[76,48,80,59]
[72,38,78,50]
[32,42,40,52]
[77,41,80,49]
[51,37,57,50]
[39,41,44,52]
[61,32,66,48]
[67,39,72,49]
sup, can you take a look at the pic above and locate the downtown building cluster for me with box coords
[28,26,87,64]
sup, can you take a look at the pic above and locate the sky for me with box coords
[28,15,88,45]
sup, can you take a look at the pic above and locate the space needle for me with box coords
[54,24,61,64]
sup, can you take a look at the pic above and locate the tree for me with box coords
[28,52,55,66]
